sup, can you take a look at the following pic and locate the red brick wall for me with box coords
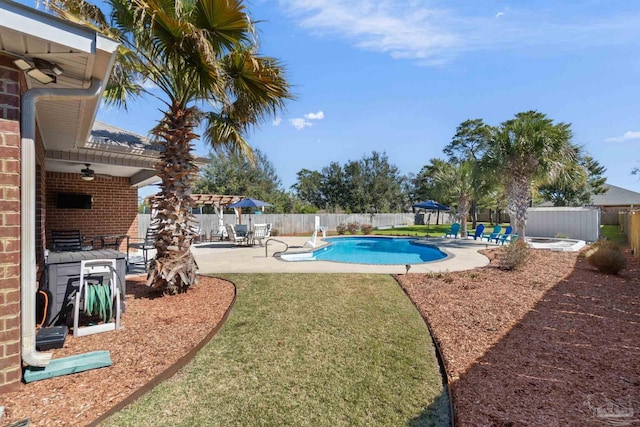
[46,173,138,251]
[0,58,22,393]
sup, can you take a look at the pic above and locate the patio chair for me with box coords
[253,224,269,246]
[445,223,460,238]
[482,225,502,242]
[225,224,248,245]
[235,224,248,237]
[500,231,518,245]
[493,226,513,244]
[51,229,93,252]
[466,224,485,240]
[127,228,157,268]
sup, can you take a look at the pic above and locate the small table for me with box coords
[97,234,129,250]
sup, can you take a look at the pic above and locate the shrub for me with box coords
[586,241,626,275]
[336,223,347,235]
[270,228,279,236]
[360,224,373,234]
[498,239,529,271]
[346,222,360,234]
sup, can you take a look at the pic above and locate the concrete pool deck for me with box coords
[189,236,492,275]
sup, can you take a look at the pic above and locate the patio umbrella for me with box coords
[412,200,451,237]
[227,198,273,225]
[412,200,450,211]
[227,198,273,209]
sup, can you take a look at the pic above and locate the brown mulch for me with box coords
[397,247,640,426]
[1,276,235,427]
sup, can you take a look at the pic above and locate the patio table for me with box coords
[45,249,127,322]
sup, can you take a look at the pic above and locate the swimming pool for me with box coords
[280,236,448,265]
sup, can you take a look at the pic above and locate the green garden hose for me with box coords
[84,282,112,323]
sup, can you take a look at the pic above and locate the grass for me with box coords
[103,274,449,427]
[372,223,510,238]
[600,224,627,246]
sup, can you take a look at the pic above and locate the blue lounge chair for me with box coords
[445,223,460,238]
[500,231,518,245]
[494,226,513,243]
[482,225,502,242]
[467,224,485,240]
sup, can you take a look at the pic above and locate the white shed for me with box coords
[526,207,600,242]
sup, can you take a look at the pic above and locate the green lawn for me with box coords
[103,274,449,427]
[372,223,509,238]
[600,224,627,246]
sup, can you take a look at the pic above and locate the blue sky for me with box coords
[27,1,640,197]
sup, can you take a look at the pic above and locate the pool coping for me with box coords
[191,236,491,274]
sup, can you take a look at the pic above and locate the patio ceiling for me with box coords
[0,2,209,188]
[0,1,119,152]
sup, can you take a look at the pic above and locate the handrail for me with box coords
[265,238,289,257]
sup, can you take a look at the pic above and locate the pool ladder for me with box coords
[265,238,289,257]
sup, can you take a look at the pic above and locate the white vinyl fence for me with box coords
[137,213,418,238]
[525,207,601,242]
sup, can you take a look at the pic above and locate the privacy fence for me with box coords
[137,207,602,242]
[138,213,417,238]
[620,209,640,260]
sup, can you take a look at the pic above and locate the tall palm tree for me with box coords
[46,0,292,294]
[487,111,574,239]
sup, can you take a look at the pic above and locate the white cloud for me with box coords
[604,131,640,143]
[290,118,313,130]
[288,110,325,130]
[273,117,282,126]
[277,1,640,65]
[304,111,325,120]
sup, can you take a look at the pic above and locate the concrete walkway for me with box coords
[189,236,492,275]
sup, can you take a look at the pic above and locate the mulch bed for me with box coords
[396,247,640,426]
[1,276,235,427]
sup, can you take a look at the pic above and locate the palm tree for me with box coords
[433,160,474,236]
[487,111,575,239]
[46,0,292,294]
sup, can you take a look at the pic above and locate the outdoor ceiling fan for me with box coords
[80,164,95,181]
[80,164,111,181]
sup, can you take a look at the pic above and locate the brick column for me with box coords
[0,63,22,393]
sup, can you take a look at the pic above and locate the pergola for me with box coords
[190,194,243,237]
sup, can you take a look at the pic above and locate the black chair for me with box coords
[51,230,92,252]
[127,228,158,268]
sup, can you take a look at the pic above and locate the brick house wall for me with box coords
[0,57,22,393]
[46,173,138,252]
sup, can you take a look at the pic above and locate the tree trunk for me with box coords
[471,200,478,229]
[458,195,471,236]
[505,172,530,240]
[146,105,200,295]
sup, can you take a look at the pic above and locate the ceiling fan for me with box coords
[80,164,111,181]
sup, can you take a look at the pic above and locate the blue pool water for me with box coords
[283,237,447,265]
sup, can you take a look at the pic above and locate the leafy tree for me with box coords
[487,111,575,239]
[292,169,325,209]
[320,162,346,213]
[361,152,405,213]
[444,119,495,228]
[193,149,291,213]
[412,159,451,204]
[48,0,292,294]
[538,146,607,206]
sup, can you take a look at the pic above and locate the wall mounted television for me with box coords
[55,193,92,209]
